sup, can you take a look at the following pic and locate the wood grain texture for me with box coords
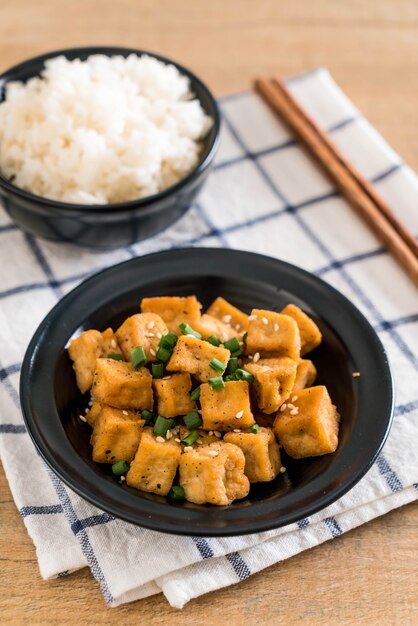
[0,0,417,623]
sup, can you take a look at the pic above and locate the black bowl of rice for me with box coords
[0,47,220,248]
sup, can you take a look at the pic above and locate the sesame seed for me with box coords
[150,348,156,356]
[122,410,128,416]
[162,376,171,380]
[352,372,361,377]
[197,410,203,415]
[287,403,295,410]
[208,430,214,436]
[184,446,193,453]
[208,450,219,457]
[248,355,253,360]
[248,315,257,321]
[145,332,155,338]
[291,395,298,402]
[88,398,94,406]
[274,323,279,332]
[290,408,299,416]
[214,430,222,438]
[235,324,241,330]
[166,430,173,440]
[221,332,228,342]
[156,436,165,443]
[222,315,232,323]
[253,352,260,363]
[280,466,287,473]
[111,339,117,348]
[156,332,162,338]
[79,415,87,422]
[280,404,287,412]
[233,428,241,433]
[174,438,181,443]
[235,410,244,419]
[147,320,155,329]
[262,317,268,325]
[197,439,203,444]
[120,475,126,482]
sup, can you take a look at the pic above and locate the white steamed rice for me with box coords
[0,54,212,204]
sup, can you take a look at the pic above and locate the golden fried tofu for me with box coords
[293,359,317,391]
[153,373,196,418]
[68,328,122,393]
[281,304,322,356]
[140,296,202,334]
[90,405,144,464]
[200,380,255,431]
[179,442,250,505]
[246,309,301,360]
[84,399,103,427]
[126,427,181,496]
[194,313,237,342]
[224,426,281,482]
[116,313,168,363]
[91,358,153,410]
[206,297,249,334]
[166,335,230,383]
[245,357,297,414]
[273,385,339,458]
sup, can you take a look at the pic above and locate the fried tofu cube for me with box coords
[90,405,144,464]
[273,385,339,458]
[179,442,250,505]
[68,328,121,393]
[153,373,196,417]
[84,399,103,427]
[140,296,202,334]
[246,309,301,360]
[293,359,317,391]
[224,427,281,482]
[126,427,181,496]
[281,304,322,355]
[200,380,255,431]
[91,358,153,410]
[245,357,297,414]
[206,297,249,334]
[166,335,230,383]
[194,313,237,342]
[116,313,168,363]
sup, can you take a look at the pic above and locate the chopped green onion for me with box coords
[111,460,130,476]
[235,368,254,384]
[156,346,172,363]
[141,409,155,423]
[230,348,242,358]
[208,376,225,390]
[178,322,202,339]
[152,362,164,378]
[190,386,201,402]
[227,357,239,374]
[250,424,260,434]
[107,353,123,361]
[169,485,185,500]
[184,411,202,430]
[224,374,237,382]
[181,430,200,446]
[207,334,221,347]
[130,346,147,368]
[223,337,241,353]
[242,331,248,344]
[159,332,178,350]
[153,416,176,437]
[209,358,226,374]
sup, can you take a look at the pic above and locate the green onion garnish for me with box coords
[190,386,201,402]
[184,411,202,430]
[107,353,123,361]
[159,332,178,350]
[227,357,239,374]
[181,430,200,446]
[230,348,242,358]
[130,346,147,368]
[208,376,225,390]
[156,346,172,363]
[141,409,155,423]
[207,334,221,347]
[250,424,260,434]
[235,369,255,384]
[152,362,164,378]
[242,331,248,344]
[178,322,202,339]
[224,374,237,382]
[153,416,176,437]
[223,337,241,353]
[209,358,226,374]
[169,485,185,500]
[111,460,130,476]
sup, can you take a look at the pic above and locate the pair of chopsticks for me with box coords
[254,77,418,287]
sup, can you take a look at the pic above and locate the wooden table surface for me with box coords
[0,1,417,623]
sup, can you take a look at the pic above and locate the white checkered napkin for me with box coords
[0,68,417,609]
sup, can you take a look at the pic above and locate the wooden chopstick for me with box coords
[254,77,418,287]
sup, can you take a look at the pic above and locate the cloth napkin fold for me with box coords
[0,68,417,609]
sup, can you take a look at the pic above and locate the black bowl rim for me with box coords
[0,46,221,213]
[20,248,394,536]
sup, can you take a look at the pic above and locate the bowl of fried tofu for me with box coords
[20,248,394,535]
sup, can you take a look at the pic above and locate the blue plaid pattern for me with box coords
[0,68,417,608]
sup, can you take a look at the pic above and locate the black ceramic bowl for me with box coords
[0,47,220,249]
[20,249,394,536]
